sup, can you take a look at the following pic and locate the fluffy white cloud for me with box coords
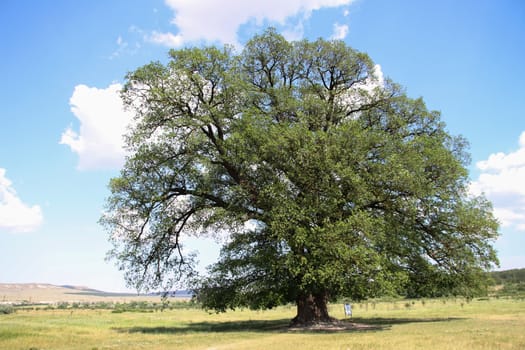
[147,31,184,47]
[0,168,43,233]
[470,131,525,230]
[60,83,134,170]
[477,132,525,172]
[152,0,355,47]
[331,23,349,40]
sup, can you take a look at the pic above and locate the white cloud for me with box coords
[109,30,142,59]
[281,21,307,42]
[153,0,355,47]
[109,36,128,59]
[147,31,184,47]
[477,132,525,172]
[331,22,349,40]
[0,168,43,233]
[60,83,134,170]
[470,131,525,230]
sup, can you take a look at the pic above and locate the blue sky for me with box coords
[1,0,524,292]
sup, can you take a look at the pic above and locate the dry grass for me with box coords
[1,298,524,349]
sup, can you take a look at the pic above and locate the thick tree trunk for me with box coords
[291,292,337,326]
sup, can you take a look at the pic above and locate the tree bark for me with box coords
[291,292,337,326]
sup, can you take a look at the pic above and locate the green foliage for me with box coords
[11,300,196,312]
[112,301,154,313]
[101,29,499,321]
[490,268,525,284]
[56,302,69,309]
[0,304,15,314]
[489,268,525,297]
[500,282,525,296]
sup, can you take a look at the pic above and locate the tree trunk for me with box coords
[291,292,337,326]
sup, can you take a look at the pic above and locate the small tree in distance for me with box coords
[101,29,499,326]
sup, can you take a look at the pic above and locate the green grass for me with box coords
[1,298,524,349]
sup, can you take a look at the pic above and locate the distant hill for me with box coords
[59,284,140,298]
[0,283,188,304]
[59,285,104,293]
[490,268,525,284]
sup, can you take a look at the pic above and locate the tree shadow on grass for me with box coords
[349,316,464,326]
[338,316,465,332]
[113,319,291,334]
[113,316,464,334]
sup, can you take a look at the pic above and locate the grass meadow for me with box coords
[1,297,524,350]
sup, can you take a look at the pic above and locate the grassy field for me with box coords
[1,297,524,350]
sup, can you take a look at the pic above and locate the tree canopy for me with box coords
[101,29,499,325]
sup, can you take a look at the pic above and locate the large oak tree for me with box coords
[101,29,499,325]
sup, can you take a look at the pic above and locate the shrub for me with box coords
[0,304,15,314]
[57,302,69,309]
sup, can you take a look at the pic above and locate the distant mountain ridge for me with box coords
[0,283,191,303]
[60,285,103,292]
